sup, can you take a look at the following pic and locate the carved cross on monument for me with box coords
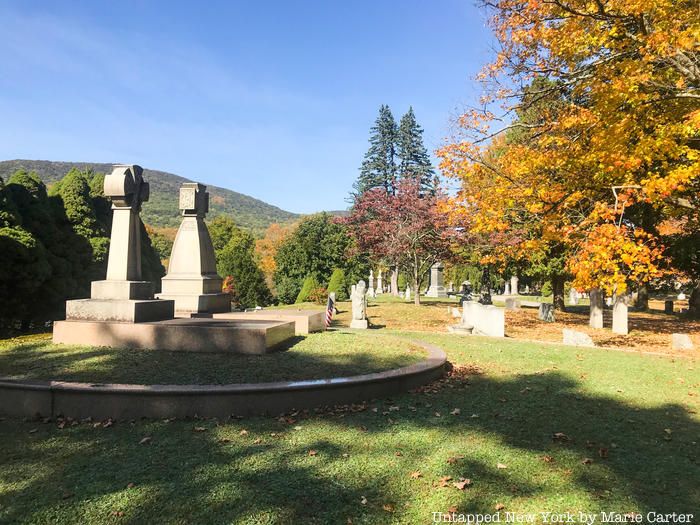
[104,165,150,282]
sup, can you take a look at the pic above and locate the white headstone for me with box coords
[563,329,595,347]
[350,280,368,329]
[510,275,519,296]
[671,333,694,350]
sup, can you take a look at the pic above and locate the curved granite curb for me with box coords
[0,340,446,420]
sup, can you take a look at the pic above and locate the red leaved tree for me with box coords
[345,178,458,305]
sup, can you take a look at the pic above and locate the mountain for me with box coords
[0,159,298,232]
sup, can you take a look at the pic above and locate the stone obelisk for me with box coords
[156,183,230,314]
[64,165,174,322]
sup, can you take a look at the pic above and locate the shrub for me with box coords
[308,286,328,305]
[327,268,348,301]
[296,275,320,303]
[541,281,553,297]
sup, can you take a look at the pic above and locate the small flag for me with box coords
[325,293,335,328]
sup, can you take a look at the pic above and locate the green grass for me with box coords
[0,332,425,385]
[0,332,698,524]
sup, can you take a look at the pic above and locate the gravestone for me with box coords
[612,295,629,335]
[505,298,521,310]
[510,275,519,296]
[350,280,368,329]
[405,285,411,302]
[563,329,595,347]
[448,282,454,293]
[376,270,383,295]
[426,262,447,297]
[671,333,694,351]
[453,301,505,337]
[589,288,604,329]
[538,303,555,322]
[368,269,375,296]
[678,292,686,300]
[504,282,511,296]
[569,288,579,306]
[157,183,230,314]
[664,300,674,314]
[64,165,174,322]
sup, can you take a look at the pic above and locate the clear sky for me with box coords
[0,1,493,213]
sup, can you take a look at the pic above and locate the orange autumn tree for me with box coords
[439,0,699,313]
[254,222,296,292]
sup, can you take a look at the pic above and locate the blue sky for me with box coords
[0,1,493,213]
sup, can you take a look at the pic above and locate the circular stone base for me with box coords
[0,341,446,420]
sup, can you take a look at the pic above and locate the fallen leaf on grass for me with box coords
[252,438,262,445]
[126,482,135,489]
[28,428,38,434]
[447,506,458,514]
[360,496,368,505]
[308,450,318,456]
[438,476,453,487]
[111,511,124,517]
[497,463,507,469]
[239,429,249,436]
[217,438,231,444]
[582,458,593,465]
[382,504,395,513]
[410,471,422,479]
[193,427,207,432]
[453,478,472,490]
[450,408,461,416]
[447,455,464,465]
[542,455,555,463]
[139,436,152,445]
[395,451,403,457]
[495,503,505,511]
[552,432,569,442]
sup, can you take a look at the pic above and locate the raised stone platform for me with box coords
[0,340,447,419]
[208,309,325,335]
[53,318,295,354]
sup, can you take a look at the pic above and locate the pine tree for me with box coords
[354,105,398,198]
[397,107,436,194]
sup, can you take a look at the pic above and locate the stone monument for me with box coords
[157,183,230,314]
[350,280,368,329]
[376,270,383,295]
[64,165,174,323]
[510,275,519,296]
[405,285,411,302]
[589,288,604,328]
[368,269,375,296]
[426,262,447,298]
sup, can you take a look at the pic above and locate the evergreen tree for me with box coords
[354,105,398,198]
[326,268,348,301]
[216,226,272,308]
[295,275,320,304]
[397,107,436,194]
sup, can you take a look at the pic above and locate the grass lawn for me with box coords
[1,327,698,523]
[0,331,425,385]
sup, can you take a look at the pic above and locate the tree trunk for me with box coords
[635,284,649,311]
[479,266,492,305]
[413,256,421,305]
[689,283,700,318]
[552,273,566,311]
[391,265,399,296]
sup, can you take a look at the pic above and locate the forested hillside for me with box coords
[0,160,298,232]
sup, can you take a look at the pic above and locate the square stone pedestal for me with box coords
[156,292,230,314]
[350,319,368,329]
[65,298,174,323]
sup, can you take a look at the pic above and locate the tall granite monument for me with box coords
[157,183,229,314]
[64,165,174,323]
[426,262,447,298]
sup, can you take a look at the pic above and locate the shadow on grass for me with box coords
[0,363,697,523]
[0,332,425,385]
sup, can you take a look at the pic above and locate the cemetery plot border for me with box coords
[0,340,446,420]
